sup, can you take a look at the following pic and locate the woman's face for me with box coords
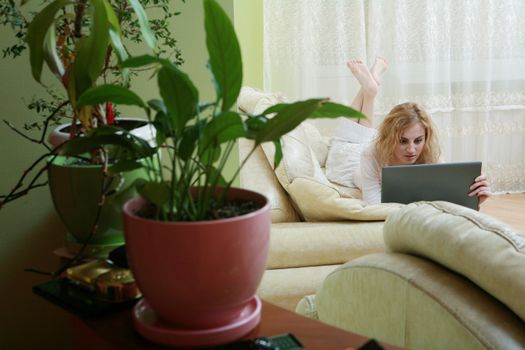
[393,122,426,165]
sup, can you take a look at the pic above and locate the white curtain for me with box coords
[264,0,525,193]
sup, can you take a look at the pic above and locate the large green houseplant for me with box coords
[67,0,365,346]
[0,0,183,258]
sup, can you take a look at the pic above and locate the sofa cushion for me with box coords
[262,121,400,222]
[262,123,331,190]
[288,177,402,222]
[267,221,385,269]
[384,201,525,322]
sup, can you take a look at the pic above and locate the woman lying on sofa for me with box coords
[345,57,492,205]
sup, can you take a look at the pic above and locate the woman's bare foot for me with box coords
[346,59,378,97]
[370,56,388,86]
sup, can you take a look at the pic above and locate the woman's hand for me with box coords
[469,174,492,205]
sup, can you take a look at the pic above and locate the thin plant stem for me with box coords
[169,136,178,220]
[215,140,235,205]
[2,100,68,151]
[0,152,55,208]
[225,144,257,193]
[198,145,217,220]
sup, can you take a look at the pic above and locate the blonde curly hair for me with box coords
[375,102,441,167]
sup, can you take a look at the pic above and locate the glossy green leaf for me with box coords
[311,102,366,119]
[128,0,156,50]
[254,99,325,144]
[61,132,154,158]
[60,134,127,155]
[104,1,127,62]
[42,22,64,79]
[272,140,283,169]
[198,101,216,113]
[153,110,173,141]
[78,84,146,108]
[205,165,227,187]
[148,99,167,114]
[259,101,364,120]
[204,0,242,111]
[121,54,164,68]
[200,146,221,165]
[25,0,71,82]
[179,124,201,161]
[108,29,128,63]
[158,66,198,133]
[108,160,144,175]
[137,181,170,209]
[200,111,245,151]
[259,103,287,115]
[244,115,267,140]
[72,0,111,98]
[109,28,129,84]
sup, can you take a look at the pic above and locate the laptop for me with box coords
[381,161,482,210]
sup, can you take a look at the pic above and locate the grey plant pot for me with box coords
[47,118,156,257]
[48,117,156,148]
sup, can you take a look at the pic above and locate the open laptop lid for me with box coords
[381,161,482,210]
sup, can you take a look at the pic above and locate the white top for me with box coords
[353,142,443,204]
[353,142,382,205]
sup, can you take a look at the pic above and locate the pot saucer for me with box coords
[132,296,261,348]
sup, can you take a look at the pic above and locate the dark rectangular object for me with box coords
[33,279,136,319]
[381,161,481,210]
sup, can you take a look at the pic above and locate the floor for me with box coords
[480,193,525,234]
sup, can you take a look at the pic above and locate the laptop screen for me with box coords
[381,161,482,210]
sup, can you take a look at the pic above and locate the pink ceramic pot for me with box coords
[122,188,270,329]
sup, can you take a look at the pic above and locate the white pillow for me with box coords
[325,138,365,188]
[333,117,377,143]
[302,122,329,167]
[261,124,330,191]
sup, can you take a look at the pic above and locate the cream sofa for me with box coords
[238,88,525,348]
[298,201,525,349]
[237,87,400,310]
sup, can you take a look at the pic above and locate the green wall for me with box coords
[235,0,264,90]
[0,0,262,348]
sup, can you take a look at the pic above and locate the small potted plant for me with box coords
[71,0,365,346]
[0,0,183,257]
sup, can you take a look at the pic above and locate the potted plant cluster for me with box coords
[0,0,184,257]
[68,0,366,346]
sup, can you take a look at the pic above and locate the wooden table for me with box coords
[71,299,401,350]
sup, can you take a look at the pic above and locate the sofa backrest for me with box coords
[239,139,300,223]
[237,86,302,223]
[237,86,399,223]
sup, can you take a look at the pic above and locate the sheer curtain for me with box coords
[264,0,525,193]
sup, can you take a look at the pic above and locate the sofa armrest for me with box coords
[384,201,525,322]
[316,253,525,350]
